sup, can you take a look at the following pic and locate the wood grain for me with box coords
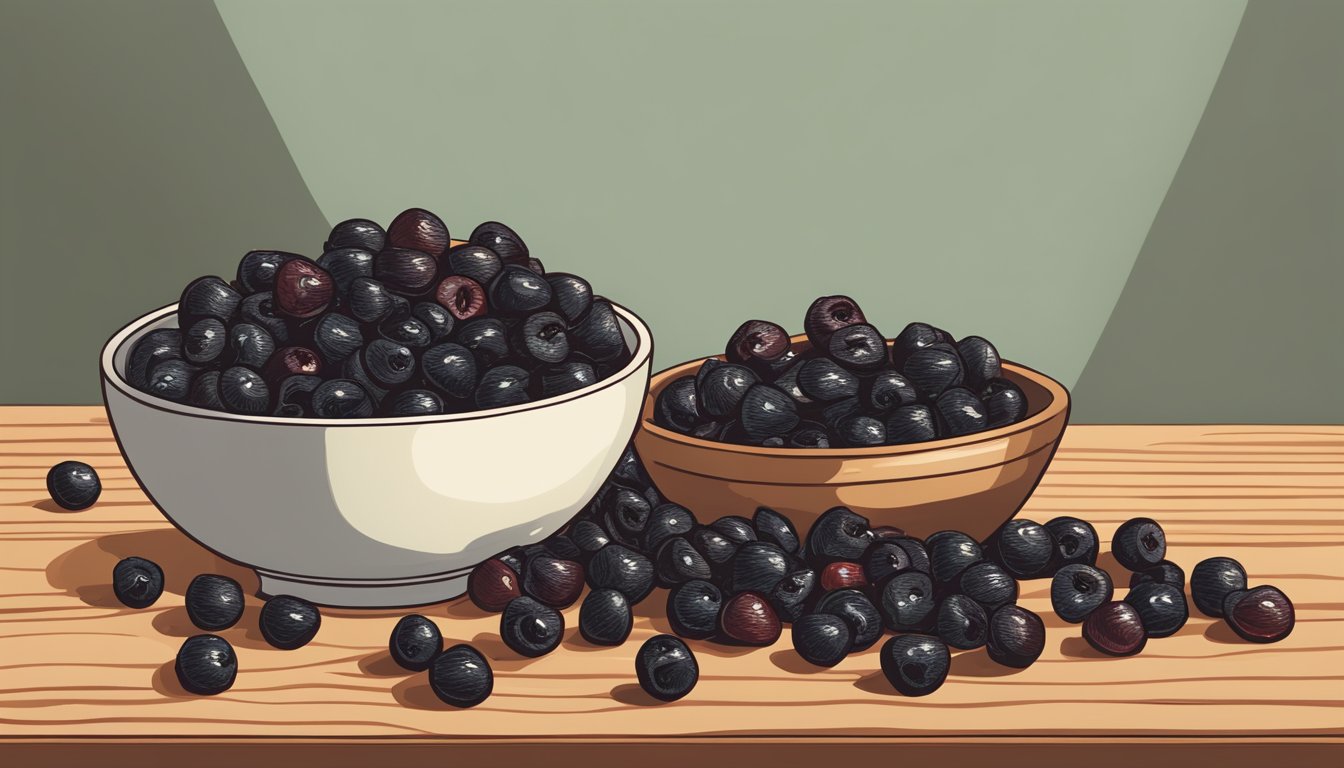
[0,407,1341,765]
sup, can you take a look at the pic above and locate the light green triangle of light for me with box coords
[215,0,1246,386]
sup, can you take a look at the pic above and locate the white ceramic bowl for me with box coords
[101,303,653,607]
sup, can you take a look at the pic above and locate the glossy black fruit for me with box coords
[791,613,851,667]
[127,329,182,389]
[862,541,913,585]
[229,322,275,370]
[937,593,989,650]
[958,562,1019,611]
[45,460,101,510]
[185,574,244,631]
[602,486,652,548]
[347,277,399,323]
[885,404,939,444]
[865,369,918,411]
[655,536,713,586]
[429,644,493,707]
[879,634,950,697]
[720,591,782,645]
[389,614,443,671]
[983,377,1028,427]
[515,311,570,364]
[420,342,477,400]
[903,343,963,397]
[311,379,374,418]
[836,415,886,447]
[1224,585,1294,643]
[183,317,227,365]
[986,604,1045,668]
[827,323,887,372]
[769,567,817,622]
[796,358,859,402]
[893,538,931,574]
[237,250,301,294]
[805,507,872,564]
[1050,564,1114,623]
[957,336,1001,389]
[175,634,237,695]
[489,265,552,315]
[468,558,521,612]
[814,589,882,651]
[654,376,700,434]
[146,359,197,402]
[218,366,270,414]
[879,571,936,632]
[1190,557,1248,617]
[522,555,585,608]
[987,519,1055,579]
[891,322,948,368]
[1112,517,1167,571]
[926,530,983,586]
[636,634,699,702]
[689,526,739,571]
[726,319,790,366]
[739,384,799,442]
[753,507,800,555]
[388,207,450,256]
[540,361,597,397]
[1083,601,1147,656]
[730,541,790,594]
[1130,561,1186,590]
[644,503,697,551]
[272,374,321,417]
[411,302,454,342]
[238,292,290,344]
[361,339,416,387]
[1044,516,1099,567]
[383,389,443,416]
[587,544,655,603]
[788,425,831,448]
[113,556,163,608]
[312,312,363,363]
[180,276,242,324]
[935,387,987,436]
[696,362,758,417]
[667,579,723,639]
[571,520,612,561]
[501,596,564,657]
[709,515,756,545]
[579,588,633,646]
[317,247,375,295]
[475,365,530,410]
[544,272,593,323]
[374,247,438,296]
[326,218,386,253]
[189,371,225,410]
[1124,581,1187,638]
[260,595,321,650]
[470,221,529,265]
[570,299,626,362]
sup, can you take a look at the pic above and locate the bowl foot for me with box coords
[256,567,471,608]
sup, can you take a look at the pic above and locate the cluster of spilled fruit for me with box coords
[653,295,1027,447]
[125,209,630,417]
[50,448,1294,704]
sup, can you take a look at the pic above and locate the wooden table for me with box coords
[0,407,1340,767]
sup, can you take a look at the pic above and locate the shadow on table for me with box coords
[45,528,258,607]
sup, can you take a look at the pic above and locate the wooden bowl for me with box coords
[633,335,1070,540]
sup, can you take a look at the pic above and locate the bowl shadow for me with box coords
[47,528,258,606]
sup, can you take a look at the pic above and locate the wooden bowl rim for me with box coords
[639,334,1070,460]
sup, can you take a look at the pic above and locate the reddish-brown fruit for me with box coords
[820,561,868,591]
[1083,601,1147,656]
[726,320,790,365]
[804,295,867,350]
[467,558,521,612]
[264,346,322,380]
[274,259,334,318]
[720,591,782,646]
[1225,585,1294,643]
[436,275,488,321]
[387,207,450,257]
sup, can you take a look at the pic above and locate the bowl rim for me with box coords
[102,301,654,427]
[639,343,1070,459]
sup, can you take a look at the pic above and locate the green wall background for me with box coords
[1,0,1340,422]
